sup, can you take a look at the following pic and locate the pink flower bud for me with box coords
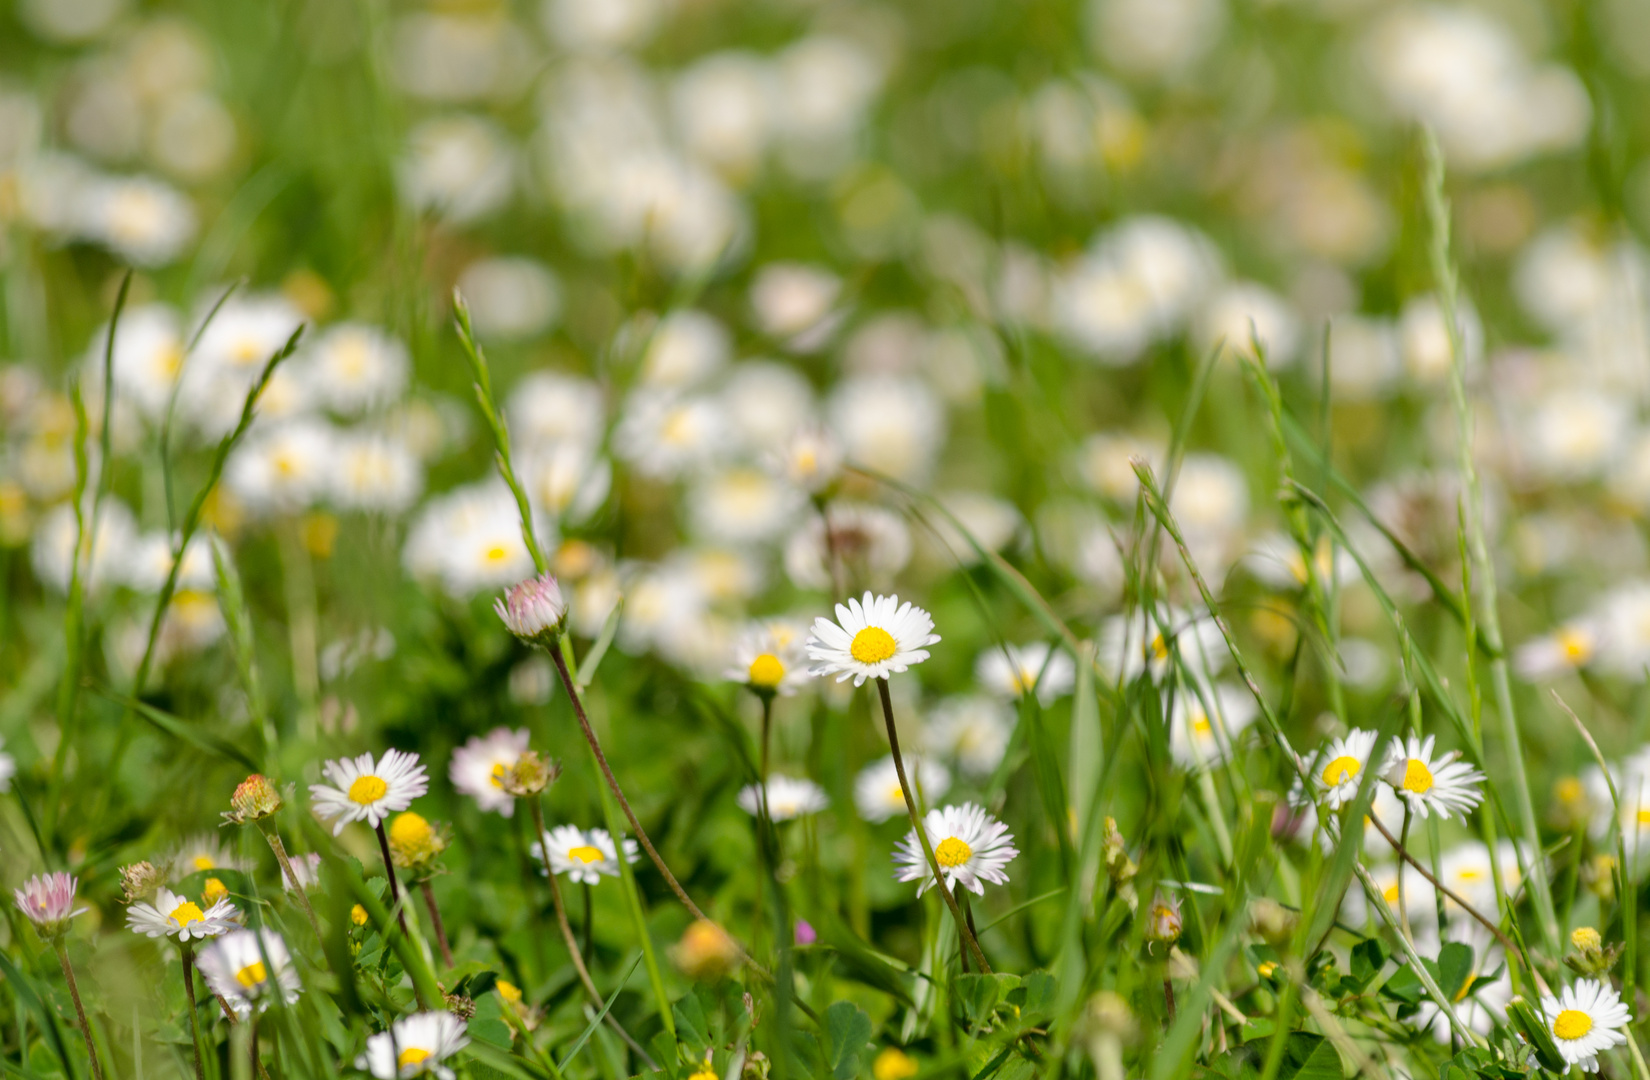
[494,574,567,643]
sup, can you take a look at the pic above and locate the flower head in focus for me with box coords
[14,872,88,940]
[1308,729,1380,811]
[726,619,810,697]
[388,812,449,879]
[893,802,1017,896]
[807,592,940,686]
[311,750,429,835]
[1540,978,1630,1073]
[530,825,638,886]
[1382,734,1486,820]
[223,773,283,825]
[494,573,567,645]
[357,1011,470,1080]
[127,886,238,942]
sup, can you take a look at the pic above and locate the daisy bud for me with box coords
[350,904,369,927]
[14,872,88,940]
[494,574,567,645]
[1144,894,1182,947]
[387,812,449,879]
[444,993,476,1021]
[225,773,283,824]
[872,1048,919,1080]
[671,919,741,981]
[203,878,230,906]
[120,861,164,903]
[1565,926,1623,978]
[1102,817,1139,910]
[495,751,560,797]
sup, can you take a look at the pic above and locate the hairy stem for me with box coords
[374,821,410,938]
[55,944,104,1080]
[419,882,454,969]
[182,947,205,1080]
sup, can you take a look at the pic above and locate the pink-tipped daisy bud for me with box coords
[495,574,567,646]
[671,919,741,981]
[14,872,88,940]
[494,750,559,797]
[120,861,164,904]
[1144,893,1182,947]
[224,774,283,824]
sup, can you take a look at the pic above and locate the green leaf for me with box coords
[1206,1032,1343,1080]
[952,973,1019,1026]
[1350,939,1386,989]
[824,1001,872,1080]
[1010,971,1057,1024]
[1504,997,1566,1074]
[0,948,77,1080]
[672,993,712,1051]
[1435,942,1475,1002]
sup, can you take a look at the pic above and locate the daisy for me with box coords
[1308,729,1380,811]
[854,755,951,823]
[924,695,1016,778]
[127,886,239,941]
[311,749,429,835]
[357,1010,470,1080]
[1168,683,1257,770]
[529,825,638,886]
[170,834,244,878]
[284,853,322,892]
[975,642,1076,705]
[450,728,532,817]
[783,502,911,591]
[303,323,409,415]
[736,775,830,821]
[1514,620,1602,681]
[1382,735,1486,820]
[197,929,302,1018]
[725,619,810,697]
[806,593,941,686]
[894,803,1018,896]
[1097,606,1225,685]
[14,872,88,939]
[1541,979,1630,1073]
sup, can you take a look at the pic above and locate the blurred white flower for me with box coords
[404,480,549,598]
[541,0,660,52]
[1169,683,1256,771]
[854,754,950,823]
[783,502,911,591]
[689,467,804,546]
[1195,282,1300,368]
[78,174,197,267]
[613,389,730,479]
[1088,0,1226,82]
[457,258,563,342]
[826,374,945,484]
[1054,216,1222,364]
[390,14,534,104]
[673,52,775,181]
[304,324,409,415]
[924,694,1015,778]
[505,372,604,451]
[398,115,515,225]
[226,418,338,516]
[750,262,842,343]
[330,431,423,514]
[721,363,817,454]
[84,303,185,421]
[640,310,729,388]
[976,642,1075,705]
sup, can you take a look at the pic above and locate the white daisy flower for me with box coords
[1097,606,1225,684]
[284,853,322,892]
[725,619,810,696]
[1514,620,1602,682]
[1307,728,1380,811]
[1382,734,1486,820]
[170,834,245,878]
[449,728,531,817]
[894,802,1018,896]
[975,642,1076,705]
[1168,683,1257,770]
[924,695,1016,778]
[197,929,302,1018]
[357,1010,470,1080]
[311,749,429,835]
[853,754,950,823]
[126,886,239,941]
[529,825,639,886]
[806,592,941,686]
[303,323,409,415]
[736,775,830,821]
[1541,979,1630,1073]
[1437,841,1524,917]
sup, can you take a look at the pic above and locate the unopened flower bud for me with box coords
[444,993,476,1021]
[495,574,567,645]
[388,812,449,878]
[1564,925,1622,978]
[671,919,741,981]
[224,774,283,824]
[1145,893,1182,947]
[120,861,163,903]
[13,872,88,940]
[202,878,229,905]
[1102,817,1139,910]
[494,751,560,797]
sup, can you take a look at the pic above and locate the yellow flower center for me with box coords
[1554,1009,1594,1041]
[497,980,522,1003]
[1322,755,1360,786]
[850,626,898,665]
[398,1048,432,1069]
[484,544,509,564]
[1401,758,1435,795]
[1457,868,1482,882]
[1558,628,1593,664]
[1574,927,1603,951]
[170,901,205,927]
[193,855,217,871]
[235,962,268,988]
[1148,634,1169,662]
[1191,714,1211,735]
[490,763,506,788]
[203,879,228,904]
[1257,961,1278,978]
[389,812,432,848]
[1637,808,1650,827]
[1383,884,1400,903]
[935,837,972,867]
[873,1047,920,1080]
[348,775,388,804]
[1556,776,1584,804]
[567,845,603,864]
[748,653,786,688]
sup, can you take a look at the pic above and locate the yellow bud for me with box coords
[351,904,369,927]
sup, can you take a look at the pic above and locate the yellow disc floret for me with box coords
[1321,755,1360,786]
[390,812,433,848]
[235,962,268,989]
[748,653,786,688]
[850,626,898,665]
[398,1048,432,1069]
[1554,1009,1594,1040]
[934,837,973,867]
[170,901,205,927]
[567,845,604,864]
[1401,758,1435,795]
[348,775,388,804]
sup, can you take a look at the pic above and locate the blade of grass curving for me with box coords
[210,535,272,757]
[575,597,624,693]
[46,380,92,844]
[89,686,259,771]
[1422,126,1558,952]
[0,945,76,1080]
[556,953,644,1072]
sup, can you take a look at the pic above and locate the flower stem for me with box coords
[419,881,454,969]
[181,946,205,1080]
[54,944,104,1080]
[528,799,655,1068]
[261,827,323,947]
[876,677,991,973]
[373,821,410,938]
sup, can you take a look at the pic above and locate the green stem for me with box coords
[55,945,104,1080]
[181,947,205,1080]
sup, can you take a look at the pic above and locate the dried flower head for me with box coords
[224,774,283,824]
[120,861,164,904]
[494,750,560,797]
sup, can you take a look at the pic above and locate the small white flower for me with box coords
[1382,734,1486,821]
[1514,621,1601,681]
[806,592,941,686]
[736,775,830,821]
[304,324,409,414]
[126,887,239,942]
[1097,606,1225,685]
[197,929,302,1018]
[924,695,1016,778]
[853,754,950,823]
[311,750,429,835]
[893,802,1018,896]
[494,574,568,640]
[450,728,531,817]
[1307,729,1380,811]
[530,825,638,886]
[975,642,1076,705]
[725,619,810,696]
[1541,978,1631,1073]
[357,1010,470,1080]
[1168,683,1257,771]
